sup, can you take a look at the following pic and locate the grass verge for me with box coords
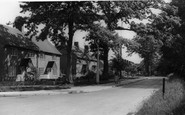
[136,79,185,115]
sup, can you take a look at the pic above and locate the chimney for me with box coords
[74,42,79,48]
[84,45,89,53]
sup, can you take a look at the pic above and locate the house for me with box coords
[60,42,103,79]
[0,24,61,82]
[32,37,61,80]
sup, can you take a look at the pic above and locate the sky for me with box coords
[0,0,172,64]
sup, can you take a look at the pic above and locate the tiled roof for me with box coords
[0,24,39,51]
[32,37,62,55]
[0,24,61,55]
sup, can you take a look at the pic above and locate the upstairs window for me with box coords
[28,52,35,58]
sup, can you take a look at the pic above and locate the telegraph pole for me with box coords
[96,39,100,84]
[119,43,122,78]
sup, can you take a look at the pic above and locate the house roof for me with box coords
[32,37,62,56]
[0,24,61,56]
[0,24,39,51]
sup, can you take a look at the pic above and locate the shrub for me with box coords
[136,79,184,115]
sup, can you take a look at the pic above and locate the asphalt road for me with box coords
[0,78,163,115]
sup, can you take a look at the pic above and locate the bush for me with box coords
[136,79,184,115]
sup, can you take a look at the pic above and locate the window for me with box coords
[8,66,16,77]
[39,67,44,75]
[28,52,35,58]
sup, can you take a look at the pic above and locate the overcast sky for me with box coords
[2,0,173,64]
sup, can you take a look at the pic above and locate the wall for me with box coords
[3,46,38,81]
[0,45,5,81]
[38,53,60,78]
[1,45,61,81]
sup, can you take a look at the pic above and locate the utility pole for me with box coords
[96,39,100,84]
[119,43,122,78]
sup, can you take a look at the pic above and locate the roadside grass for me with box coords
[136,79,185,115]
[0,81,71,92]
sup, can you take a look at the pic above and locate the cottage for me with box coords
[0,24,61,82]
[60,42,103,79]
[32,37,61,80]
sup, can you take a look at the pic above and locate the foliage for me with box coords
[84,1,153,78]
[156,0,185,77]
[128,1,181,76]
[136,79,184,115]
[110,54,129,72]
[125,64,138,75]
[85,24,117,59]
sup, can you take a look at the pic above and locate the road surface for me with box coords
[0,78,163,115]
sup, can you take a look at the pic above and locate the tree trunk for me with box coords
[102,46,109,80]
[66,15,74,83]
[144,56,151,76]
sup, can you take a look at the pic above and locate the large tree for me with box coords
[85,1,153,79]
[16,2,98,82]
[128,1,181,76]
[157,0,185,77]
[130,23,163,76]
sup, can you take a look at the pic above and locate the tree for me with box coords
[86,1,153,79]
[110,54,129,74]
[16,2,98,82]
[13,16,27,31]
[85,24,119,81]
[157,0,185,77]
[130,23,163,76]
[128,1,181,76]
